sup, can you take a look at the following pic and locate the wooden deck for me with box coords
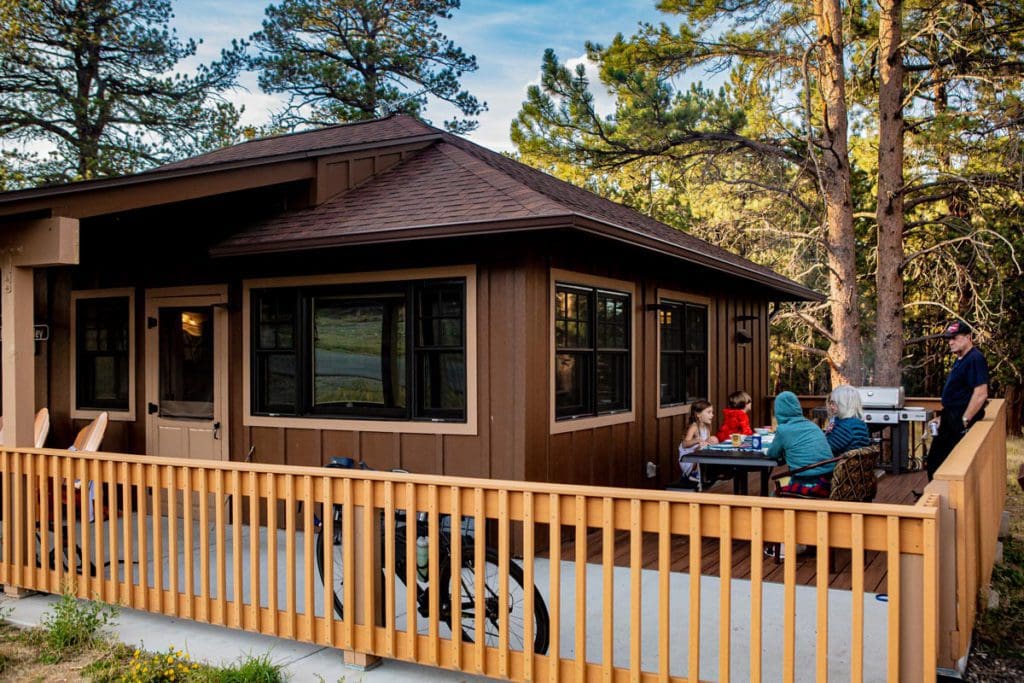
[556,466,928,594]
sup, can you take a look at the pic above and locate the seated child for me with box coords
[716,390,755,443]
[677,400,719,489]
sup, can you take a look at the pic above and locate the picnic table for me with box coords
[679,444,783,496]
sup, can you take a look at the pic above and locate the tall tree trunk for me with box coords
[815,0,864,385]
[874,0,905,386]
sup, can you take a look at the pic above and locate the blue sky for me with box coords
[172,0,672,152]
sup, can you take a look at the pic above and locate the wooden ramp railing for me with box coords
[0,449,941,681]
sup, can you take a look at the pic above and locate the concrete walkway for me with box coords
[3,516,891,681]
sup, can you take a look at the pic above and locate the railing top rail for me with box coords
[2,445,939,520]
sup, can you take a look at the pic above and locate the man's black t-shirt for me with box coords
[941,346,989,412]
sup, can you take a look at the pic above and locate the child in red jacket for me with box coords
[716,390,754,443]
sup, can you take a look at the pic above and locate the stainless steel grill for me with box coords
[855,387,932,474]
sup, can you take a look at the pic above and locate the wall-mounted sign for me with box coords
[0,325,50,342]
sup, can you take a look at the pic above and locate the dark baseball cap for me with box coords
[942,320,974,338]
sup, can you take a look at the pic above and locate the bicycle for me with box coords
[314,457,551,655]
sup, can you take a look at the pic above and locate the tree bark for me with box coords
[815,0,864,385]
[874,0,905,386]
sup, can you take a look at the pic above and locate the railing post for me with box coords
[343,491,382,670]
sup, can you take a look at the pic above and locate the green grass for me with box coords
[83,645,285,682]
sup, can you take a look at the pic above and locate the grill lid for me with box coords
[857,386,905,409]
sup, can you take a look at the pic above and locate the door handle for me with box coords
[148,402,158,415]
[213,421,221,439]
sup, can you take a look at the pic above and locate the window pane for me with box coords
[159,307,214,419]
[312,298,406,409]
[596,351,629,412]
[555,352,591,417]
[257,353,296,413]
[76,296,130,411]
[555,286,591,349]
[597,291,628,349]
[418,351,466,414]
[257,291,296,350]
[659,303,684,351]
[686,305,707,352]
[417,283,463,348]
[660,353,684,405]
[685,352,708,402]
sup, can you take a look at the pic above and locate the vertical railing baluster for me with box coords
[382,480,395,656]
[658,501,670,683]
[285,473,296,638]
[750,507,763,682]
[151,463,163,613]
[719,505,732,683]
[134,461,147,610]
[852,512,865,683]
[428,484,440,664]
[105,460,118,604]
[77,457,89,599]
[183,466,194,621]
[547,491,560,683]
[450,485,463,670]
[214,468,226,625]
[248,470,259,632]
[687,502,701,683]
[26,453,36,589]
[322,475,335,646]
[816,510,830,680]
[497,488,509,677]
[364,479,377,656]
[524,493,532,679]
[52,456,64,594]
[231,469,242,629]
[303,475,315,642]
[887,516,901,681]
[343,477,356,652]
[573,494,585,682]
[38,454,50,592]
[404,481,418,660]
[199,466,210,622]
[167,465,178,616]
[602,497,614,680]
[267,472,278,635]
[783,509,796,682]
[121,461,133,607]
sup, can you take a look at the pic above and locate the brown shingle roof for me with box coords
[212,116,818,299]
[153,115,437,172]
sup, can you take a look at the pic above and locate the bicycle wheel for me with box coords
[451,545,550,655]
[315,521,345,619]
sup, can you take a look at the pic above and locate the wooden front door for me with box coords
[145,286,229,461]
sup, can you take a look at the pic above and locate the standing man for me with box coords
[927,320,989,479]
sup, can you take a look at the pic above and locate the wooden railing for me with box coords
[0,448,942,681]
[922,398,1007,672]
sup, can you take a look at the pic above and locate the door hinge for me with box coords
[147,316,158,329]
[148,402,158,415]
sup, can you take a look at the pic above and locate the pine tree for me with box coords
[249,0,485,133]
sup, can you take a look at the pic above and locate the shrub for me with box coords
[123,646,200,682]
[209,651,285,683]
[37,588,117,663]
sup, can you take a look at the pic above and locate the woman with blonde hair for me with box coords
[824,384,871,455]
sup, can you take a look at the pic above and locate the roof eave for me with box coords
[0,133,444,208]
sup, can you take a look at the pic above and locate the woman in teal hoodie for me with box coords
[768,391,834,497]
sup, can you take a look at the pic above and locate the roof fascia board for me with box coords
[0,133,443,216]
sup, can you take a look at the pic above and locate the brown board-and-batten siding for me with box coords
[534,236,773,492]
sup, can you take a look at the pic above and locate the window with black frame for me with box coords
[554,283,630,419]
[76,296,131,411]
[659,299,708,406]
[251,278,466,421]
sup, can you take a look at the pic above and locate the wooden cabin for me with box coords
[0,115,818,489]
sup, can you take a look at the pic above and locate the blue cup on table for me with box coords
[751,434,762,449]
